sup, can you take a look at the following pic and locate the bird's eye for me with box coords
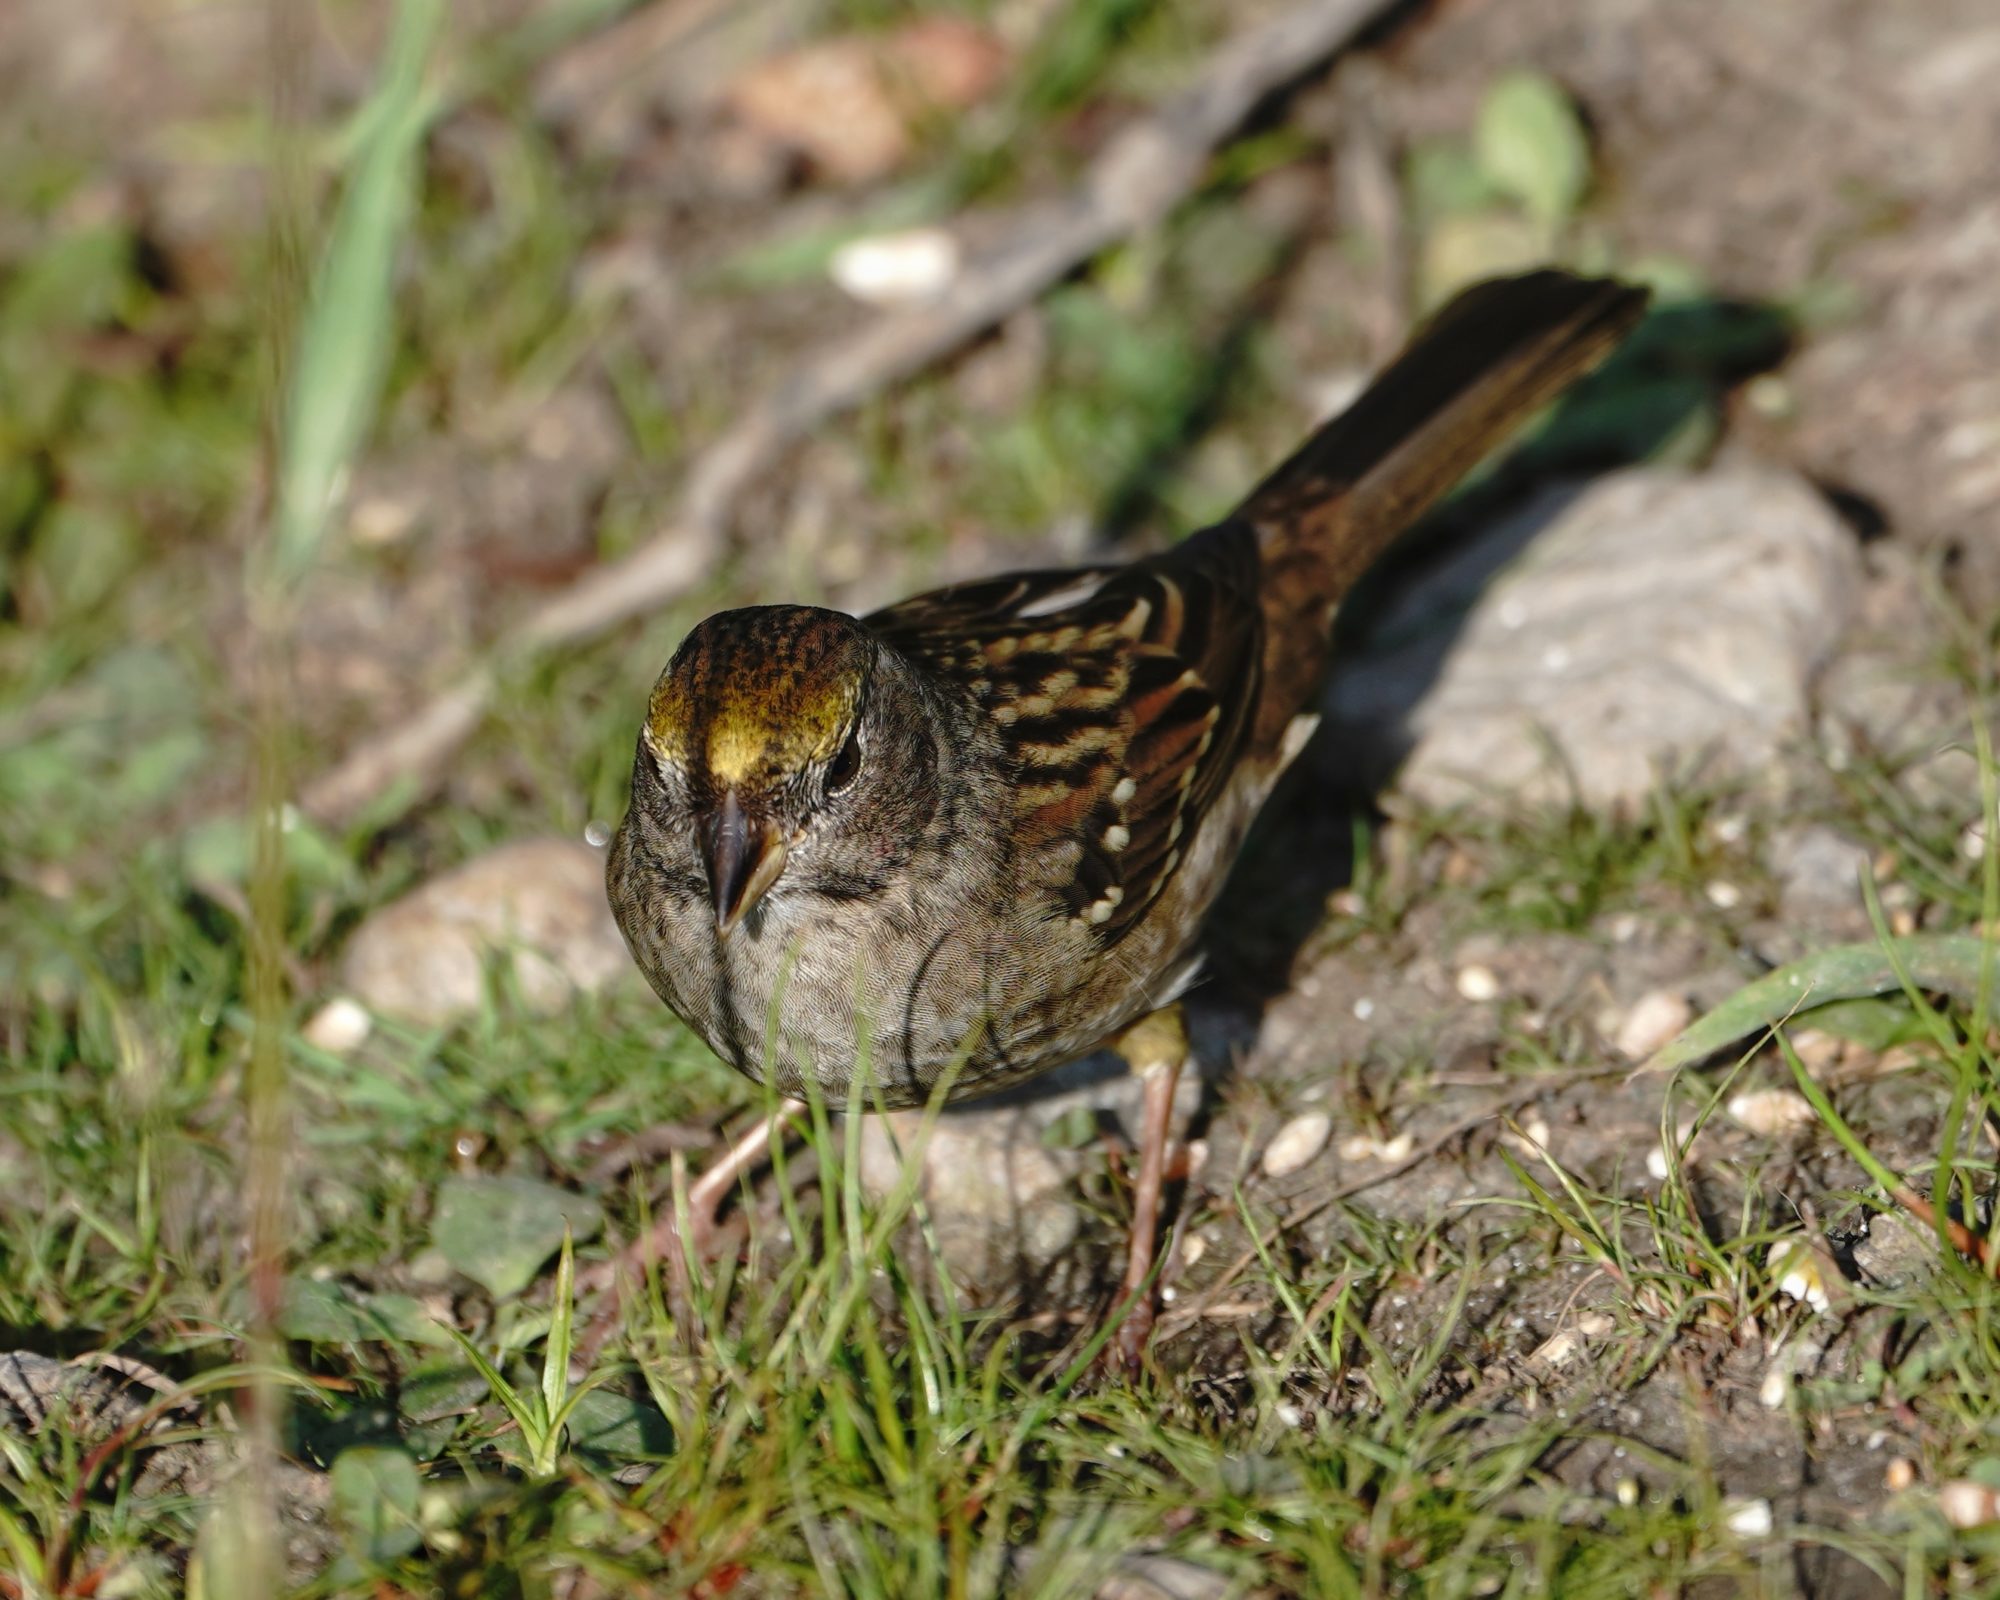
[825,727,863,795]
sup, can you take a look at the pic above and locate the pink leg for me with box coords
[1107,1007,1189,1374]
[581,1104,801,1300]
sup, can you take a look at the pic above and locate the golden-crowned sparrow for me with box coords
[607,270,1647,1359]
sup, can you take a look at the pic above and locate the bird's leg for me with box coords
[1107,1005,1189,1373]
[582,1103,802,1305]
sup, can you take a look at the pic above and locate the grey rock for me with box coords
[1849,1210,1940,1291]
[342,838,634,1027]
[1097,1553,1242,1600]
[1817,647,1981,813]
[854,1049,1201,1293]
[1328,467,1861,812]
[1771,825,1873,932]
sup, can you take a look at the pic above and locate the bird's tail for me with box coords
[1234,268,1649,737]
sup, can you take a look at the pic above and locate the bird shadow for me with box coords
[1206,291,1795,1006]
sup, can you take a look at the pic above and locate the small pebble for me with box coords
[1758,1362,1791,1409]
[1502,1111,1553,1164]
[1262,1111,1333,1178]
[1646,1143,1674,1181]
[1336,1129,1414,1164]
[1939,1480,2000,1530]
[1178,1232,1208,1270]
[1963,821,1988,862]
[1455,963,1502,1002]
[302,997,372,1054]
[1614,988,1692,1061]
[1884,1458,1916,1493]
[1722,1497,1773,1538]
[1705,880,1744,910]
[1727,1088,1818,1136]
[829,227,960,305]
[349,495,418,547]
[1616,1477,1640,1508]
[1352,996,1376,1021]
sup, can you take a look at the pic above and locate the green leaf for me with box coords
[278,1277,451,1346]
[1474,71,1590,229]
[1403,138,1502,221]
[431,1174,603,1301]
[330,1445,423,1566]
[180,810,354,894]
[563,1386,676,1463]
[1642,936,1993,1076]
[1417,211,1548,309]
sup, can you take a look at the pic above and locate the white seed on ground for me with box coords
[1884,1458,1916,1493]
[1352,995,1376,1021]
[1455,963,1502,1002]
[302,996,372,1054]
[1939,1480,2000,1529]
[1769,1238,1831,1314]
[1337,1129,1413,1164]
[1529,1312,1614,1372]
[1758,1362,1792,1409]
[1646,1143,1674,1181]
[1727,1088,1818,1136]
[1182,1138,1209,1181]
[1262,1111,1333,1178]
[828,228,960,304]
[1503,1111,1553,1161]
[1177,1231,1208,1270]
[1787,1027,1845,1076]
[1722,1497,1773,1538]
[349,495,417,546]
[1705,880,1744,909]
[1614,988,1693,1061]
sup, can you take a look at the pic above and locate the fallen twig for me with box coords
[299,0,1399,829]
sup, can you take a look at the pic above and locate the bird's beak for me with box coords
[702,790,788,937]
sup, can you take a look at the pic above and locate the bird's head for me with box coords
[634,605,888,935]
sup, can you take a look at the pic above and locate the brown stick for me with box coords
[298,0,1399,829]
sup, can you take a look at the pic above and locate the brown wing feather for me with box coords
[867,528,1263,943]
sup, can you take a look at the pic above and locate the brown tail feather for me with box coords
[1236,269,1649,742]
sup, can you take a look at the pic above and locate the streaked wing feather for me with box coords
[866,526,1263,942]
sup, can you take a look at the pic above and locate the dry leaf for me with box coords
[727,18,1009,184]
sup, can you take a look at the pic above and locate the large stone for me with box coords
[1327,467,1861,812]
[341,838,633,1028]
[854,1048,1203,1294]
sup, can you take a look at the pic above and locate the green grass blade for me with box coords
[1641,935,1992,1076]
[269,0,441,585]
